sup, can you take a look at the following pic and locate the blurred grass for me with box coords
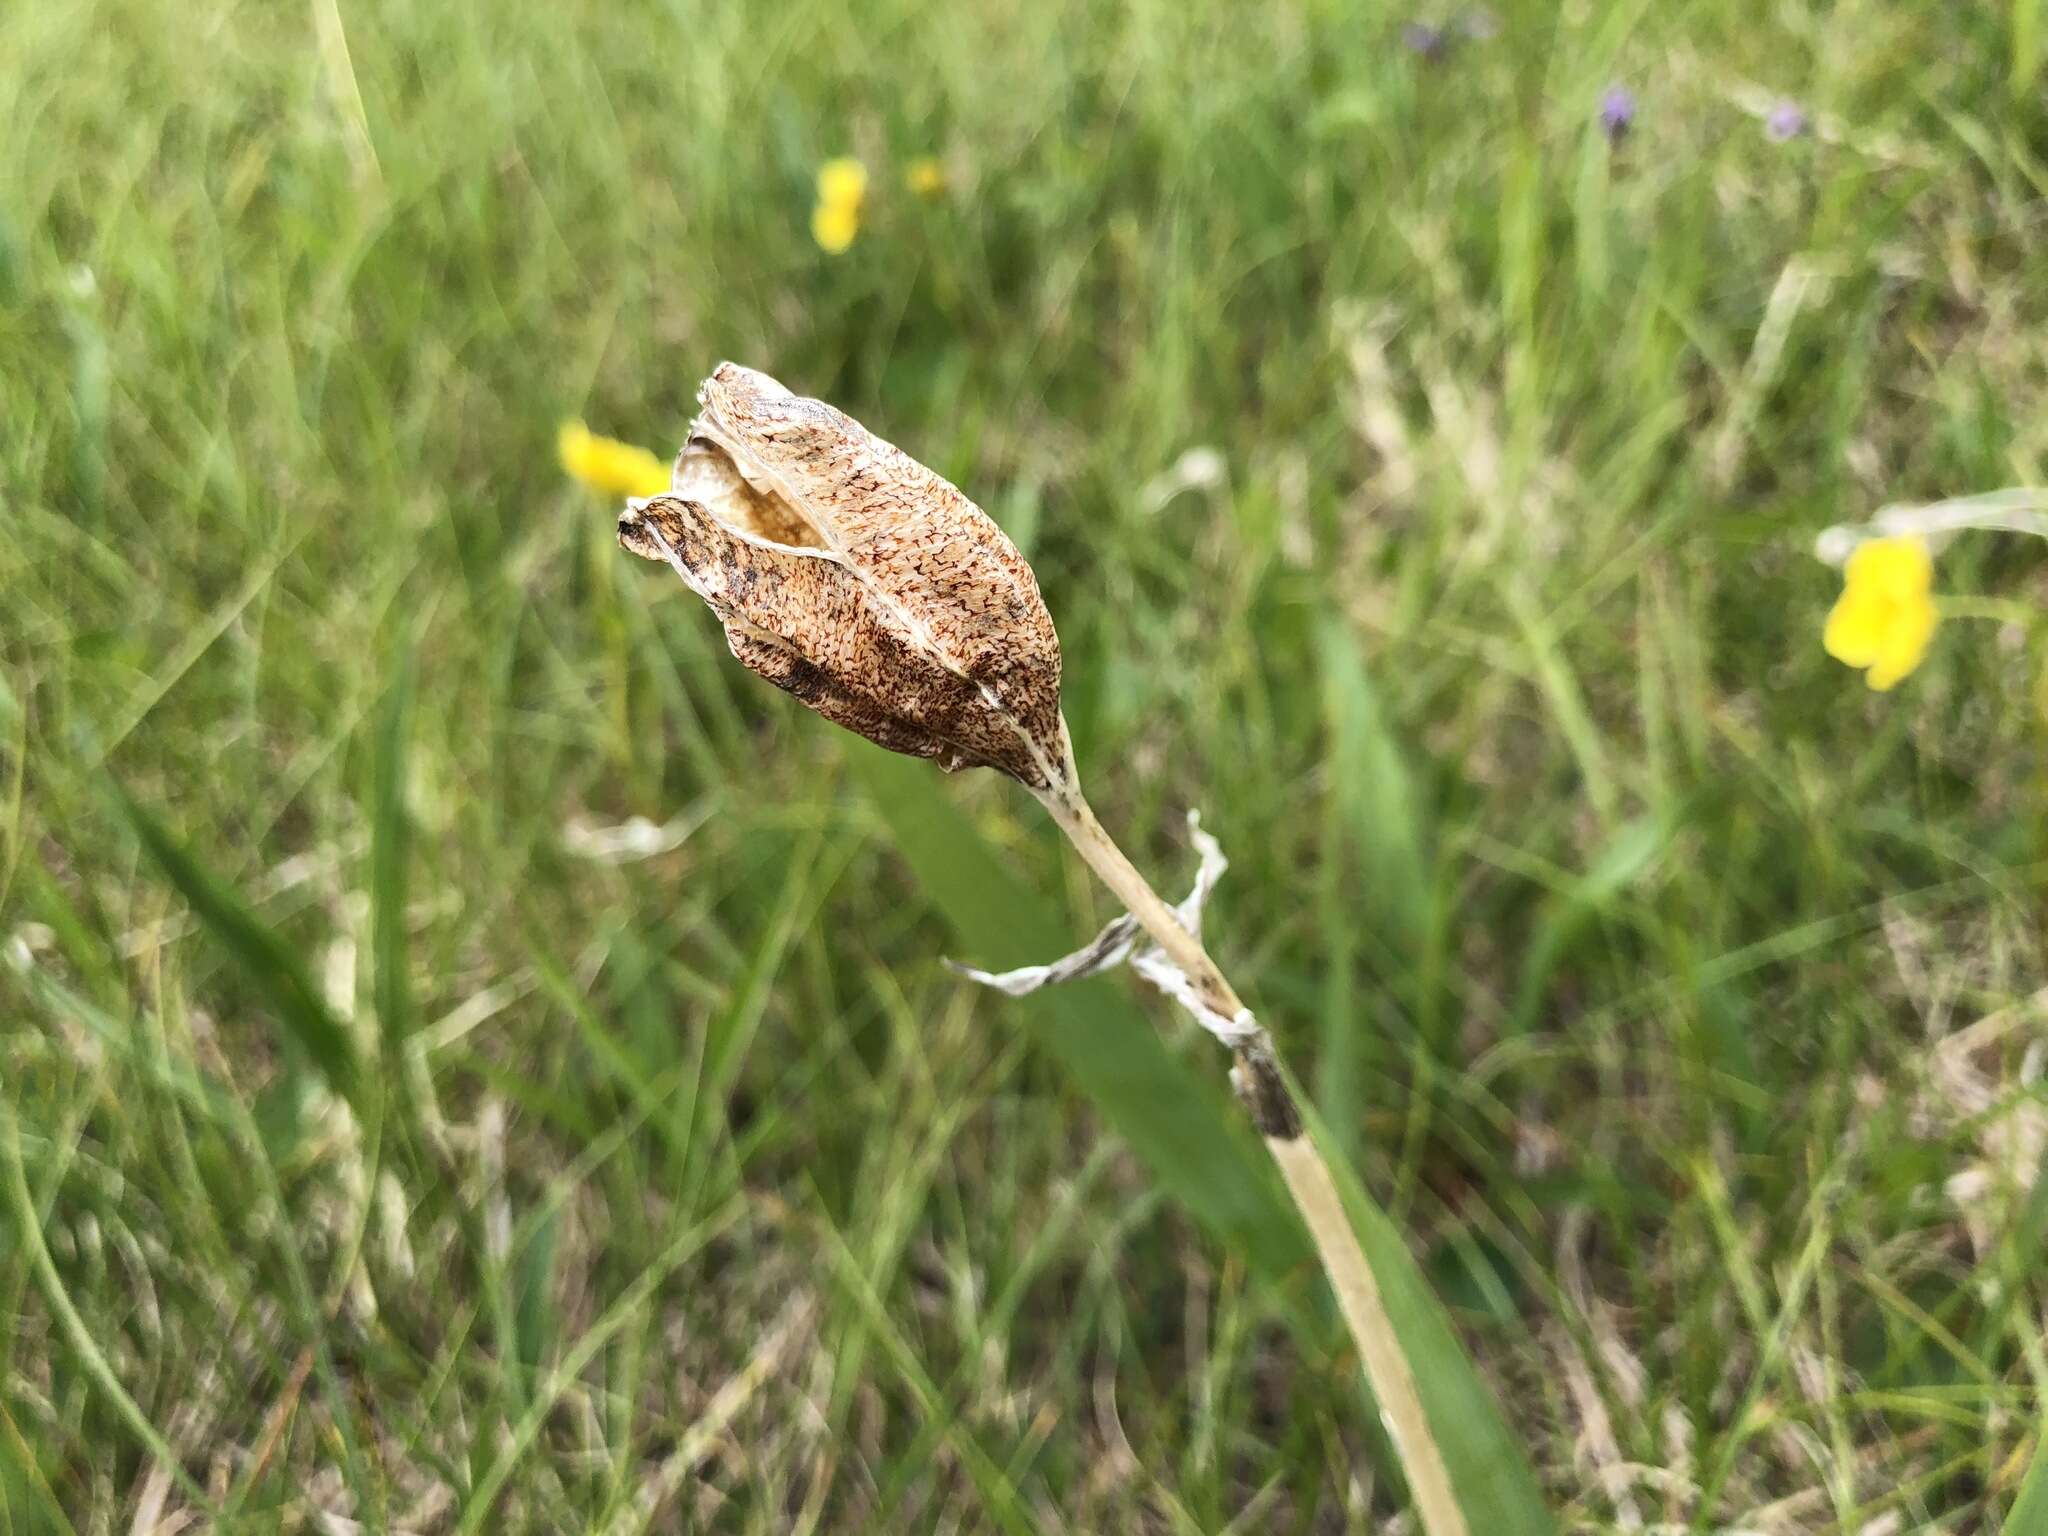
[4,0,2048,1528]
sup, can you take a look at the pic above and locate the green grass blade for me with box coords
[1320,619,1432,960]
[2014,0,2043,97]
[1507,812,1672,1039]
[2010,1430,2048,1533]
[1318,619,1435,1164]
[115,786,365,1117]
[845,740,1306,1275]
[512,1203,562,1396]
[453,1199,743,1535]
[0,200,20,306]
[371,647,415,1051]
[809,1187,1043,1536]
[0,1091,213,1514]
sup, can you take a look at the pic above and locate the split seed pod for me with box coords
[619,364,1070,789]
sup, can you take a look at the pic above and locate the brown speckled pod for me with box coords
[619,364,1069,789]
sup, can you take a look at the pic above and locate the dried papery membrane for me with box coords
[1813,487,2048,565]
[949,812,1256,1046]
[670,436,822,549]
[621,364,1068,789]
[946,913,1144,995]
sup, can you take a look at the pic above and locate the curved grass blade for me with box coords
[2010,1430,2048,1531]
[0,1090,215,1513]
[115,785,365,1118]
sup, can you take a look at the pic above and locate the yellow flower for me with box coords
[815,157,868,209]
[811,198,860,254]
[557,421,670,500]
[1823,536,1938,691]
[906,156,946,199]
[811,157,868,254]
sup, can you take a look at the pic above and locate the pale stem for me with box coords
[1035,786,1241,1016]
[1032,764,1469,1536]
[1266,1138,1467,1536]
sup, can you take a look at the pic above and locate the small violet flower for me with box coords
[1599,85,1636,143]
[1765,101,1808,142]
[1402,22,1449,58]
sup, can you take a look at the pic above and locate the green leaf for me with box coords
[845,741,1305,1275]
[371,648,415,1050]
[1288,1069,1555,1536]
[0,201,20,306]
[66,306,109,518]
[1320,619,1431,957]
[116,786,365,1117]
[1318,619,1434,1163]
[513,1203,562,1391]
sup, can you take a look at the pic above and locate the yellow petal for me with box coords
[1844,536,1932,600]
[811,199,859,254]
[558,420,593,474]
[558,420,670,499]
[815,157,868,209]
[905,156,946,199]
[1822,590,1885,668]
[1864,591,1937,690]
[1826,535,1939,688]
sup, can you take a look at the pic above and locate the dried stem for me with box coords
[1036,788,1237,1013]
[1034,764,1468,1536]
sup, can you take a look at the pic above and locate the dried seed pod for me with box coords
[620,364,1069,789]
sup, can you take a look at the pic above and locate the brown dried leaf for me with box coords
[620,364,1068,788]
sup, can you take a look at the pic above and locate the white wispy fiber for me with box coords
[948,811,1256,1046]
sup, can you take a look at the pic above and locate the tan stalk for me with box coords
[1036,764,1468,1536]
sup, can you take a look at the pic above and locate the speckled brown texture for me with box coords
[619,365,1068,787]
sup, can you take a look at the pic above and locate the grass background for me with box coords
[5,0,2048,1528]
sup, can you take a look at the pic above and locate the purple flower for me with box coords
[1402,22,1449,58]
[1599,85,1637,142]
[1765,100,1808,141]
